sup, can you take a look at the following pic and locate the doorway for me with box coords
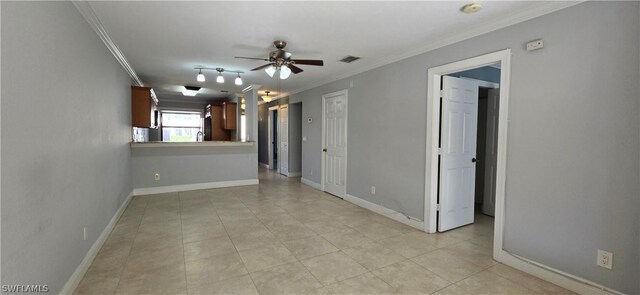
[424,49,511,259]
[321,89,348,198]
[267,106,278,171]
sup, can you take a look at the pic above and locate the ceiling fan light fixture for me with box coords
[280,65,291,79]
[235,74,243,86]
[216,72,224,83]
[265,66,276,78]
[196,69,205,82]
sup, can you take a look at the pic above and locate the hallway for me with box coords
[75,168,570,294]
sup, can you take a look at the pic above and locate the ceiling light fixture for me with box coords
[262,91,273,103]
[461,2,482,14]
[196,69,205,82]
[194,67,245,85]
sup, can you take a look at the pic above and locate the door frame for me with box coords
[321,89,348,197]
[267,106,279,170]
[424,49,511,259]
[278,104,289,176]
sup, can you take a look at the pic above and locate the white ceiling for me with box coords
[88,1,569,103]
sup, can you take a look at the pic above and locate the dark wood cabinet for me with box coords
[223,102,237,130]
[131,86,157,128]
[205,102,236,140]
[210,105,230,140]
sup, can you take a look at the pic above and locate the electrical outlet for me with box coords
[597,249,613,269]
[83,227,87,241]
[371,186,376,195]
[526,39,544,51]
[154,173,160,181]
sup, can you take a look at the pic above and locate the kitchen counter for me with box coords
[130,141,255,148]
[131,140,258,195]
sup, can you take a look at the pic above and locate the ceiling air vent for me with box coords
[220,90,229,93]
[339,56,361,63]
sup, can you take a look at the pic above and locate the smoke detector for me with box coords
[461,3,482,14]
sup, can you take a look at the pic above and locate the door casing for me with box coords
[424,49,511,262]
[267,106,279,170]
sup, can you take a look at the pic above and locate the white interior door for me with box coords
[279,105,289,176]
[323,91,347,197]
[438,76,479,232]
[483,88,500,216]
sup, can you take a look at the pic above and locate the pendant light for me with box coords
[235,73,243,86]
[216,72,224,83]
[262,91,272,103]
[196,69,205,82]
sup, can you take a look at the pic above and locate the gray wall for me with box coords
[288,102,302,175]
[1,2,133,293]
[132,146,258,189]
[290,2,639,293]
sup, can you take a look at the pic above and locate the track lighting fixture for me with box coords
[216,68,224,83]
[194,67,245,85]
[196,69,205,82]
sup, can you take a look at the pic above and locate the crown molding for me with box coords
[285,1,584,97]
[72,1,143,87]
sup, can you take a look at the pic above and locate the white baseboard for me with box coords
[301,178,322,190]
[287,171,301,177]
[132,179,259,196]
[496,250,622,295]
[259,162,269,169]
[345,194,425,231]
[60,190,134,295]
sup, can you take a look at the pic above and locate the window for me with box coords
[161,111,202,142]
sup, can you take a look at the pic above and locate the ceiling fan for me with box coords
[235,40,324,79]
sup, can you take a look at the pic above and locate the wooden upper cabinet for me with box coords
[131,86,157,128]
[211,105,229,140]
[223,102,237,130]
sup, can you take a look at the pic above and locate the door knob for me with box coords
[472,158,478,163]
[323,148,327,152]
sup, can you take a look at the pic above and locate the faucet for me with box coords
[196,131,204,142]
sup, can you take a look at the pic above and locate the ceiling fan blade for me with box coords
[288,64,304,74]
[250,63,273,71]
[291,59,324,66]
[235,56,269,61]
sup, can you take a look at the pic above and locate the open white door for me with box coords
[438,76,479,232]
[279,105,289,176]
[322,90,347,198]
[483,88,499,216]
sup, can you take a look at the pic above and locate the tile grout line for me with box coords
[112,196,149,294]
[212,190,261,294]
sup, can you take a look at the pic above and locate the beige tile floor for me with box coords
[75,168,573,295]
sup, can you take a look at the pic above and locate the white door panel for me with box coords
[323,91,347,197]
[483,88,500,216]
[439,76,478,232]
